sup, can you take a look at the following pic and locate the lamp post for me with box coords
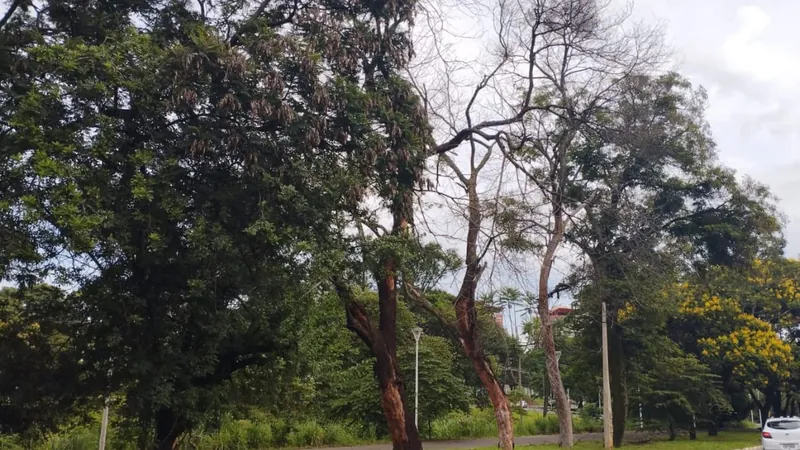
[412,327,423,428]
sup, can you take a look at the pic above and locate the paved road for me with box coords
[323,431,659,450]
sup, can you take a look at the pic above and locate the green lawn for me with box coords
[467,432,760,450]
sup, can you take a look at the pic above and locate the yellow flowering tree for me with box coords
[677,291,792,387]
[671,259,800,423]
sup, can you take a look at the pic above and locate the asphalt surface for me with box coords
[322,431,659,450]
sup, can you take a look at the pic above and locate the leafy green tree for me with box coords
[1,0,425,447]
[0,286,87,436]
[562,72,783,446]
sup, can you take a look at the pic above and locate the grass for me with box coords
[464,432,760,450]
[429,409,602,441]
[0,411,759,450]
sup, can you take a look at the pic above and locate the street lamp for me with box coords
[412,327,423,427]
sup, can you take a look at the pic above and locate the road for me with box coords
[323,431,659,450]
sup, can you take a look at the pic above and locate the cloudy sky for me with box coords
[628,0,800,256]
[418,0,800,329]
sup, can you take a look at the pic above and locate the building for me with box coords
[549,306,572,321]
[494,311,504,328]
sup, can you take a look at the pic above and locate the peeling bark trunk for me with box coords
[335,281,421,450]
[538,304,572,447]
[453,173,515,450]
[455,293,515,450]
[537,195,573,448]
[609,328,627,447]
[404,275,515,450]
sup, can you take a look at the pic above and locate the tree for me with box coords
[0,286,86,437]
[1,0,426,447]
[297,291,471,439]
[556,72,783,446]
[407,0,666,444]
[669,262,798,425]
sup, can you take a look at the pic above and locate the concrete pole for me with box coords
[98,398,109,450]
[602,302,613,448]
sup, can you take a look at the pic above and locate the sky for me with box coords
[413,0,800,333]
[625,0,800,257]
[3,1,798,305]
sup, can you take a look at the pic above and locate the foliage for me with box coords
[1,0,427,443]
[671,275,794,391]
[0,286,88,435]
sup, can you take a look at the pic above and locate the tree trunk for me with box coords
[609,328,628,447]
[543,377,549,417]
[335,281,421,450]
[539,314,572,447]
[707,421,718,437]
[455,294,515,450]
[768,387,783,419]
[154,408,183,450]
[760,404,771,428]
[455,171,515,450]
[376,358,419,450]
[537,199,573,448]
[667,420,676,440]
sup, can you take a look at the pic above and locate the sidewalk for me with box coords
[322,431,658,450]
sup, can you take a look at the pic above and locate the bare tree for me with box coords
[404,0,665,447]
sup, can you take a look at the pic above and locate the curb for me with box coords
[734,447,761,450]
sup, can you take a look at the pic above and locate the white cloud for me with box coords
[628,0,800,256]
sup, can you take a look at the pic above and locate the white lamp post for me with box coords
[412,327,423,427]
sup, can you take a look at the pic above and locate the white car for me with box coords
[763,417,800,450]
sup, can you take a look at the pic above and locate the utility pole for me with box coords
[99,367,112,450]
[601,302,613,448]
[98,398,109,450]
[412,327,423,428]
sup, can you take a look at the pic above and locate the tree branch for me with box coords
[0,0,23,31]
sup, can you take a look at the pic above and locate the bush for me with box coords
[286,421,325,448]
[246,422,273,448]
[0,435,25,450]
[431,410,496,440]
[38,428,98,450]
[322,423,359,446]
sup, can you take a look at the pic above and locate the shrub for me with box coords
[322,423,359,446]
[38,428,98,450]
[0,435,25,450]
[246,422,273,448]
[286,421,325,448]
[431,410,496,440]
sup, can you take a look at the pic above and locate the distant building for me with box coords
[549,307,572,321]
[494,311,504,328]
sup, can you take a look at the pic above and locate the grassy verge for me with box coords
[464,432,760,450]
[427,409,602,440]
